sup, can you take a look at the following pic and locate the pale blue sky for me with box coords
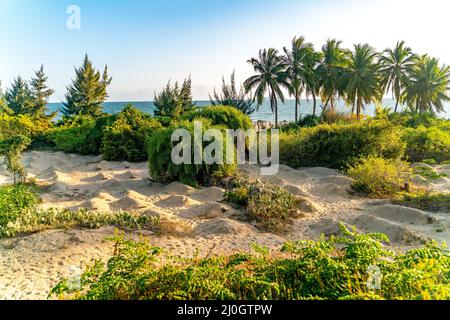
[0,0,449,101]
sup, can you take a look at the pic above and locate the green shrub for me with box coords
[347,156,412,197]
[321,110,357,125]
[148,119,235,186]
[0,135,32,183]
[280,120,405,169]
[413,165,447,180]
[0,184,40,237]
[0,113,51,140]
[81,114,116,155]
[181,105,253,130]
[101,105,161,162]
[47,115,96,154]
[50,226,450,300]
[402,126,450,163]
[389,111,445,128]
[394,192,450,213]
[225,176,298,231]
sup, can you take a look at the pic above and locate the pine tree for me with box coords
[5,77,33,115]
[0,81,13,114]
[179,75,195,112]
[29,65,55,118]
[154,81,183,117]
[63,54,112,117]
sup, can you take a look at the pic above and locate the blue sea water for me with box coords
[47,99,449,122]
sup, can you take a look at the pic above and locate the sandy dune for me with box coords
[0,151,448,299]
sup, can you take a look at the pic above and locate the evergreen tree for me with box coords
[5,77,33,115]
[0,81,13,114]
[63,54,112,117]
[29,65,55,118]
[179,75,195,112]
[154,81,183,117]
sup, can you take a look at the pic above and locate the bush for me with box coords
[148,119,235,186]
[181,105,253,130]
[389,111,446,128]
[402,126,450,163]
[0,184,40,237]
[0,113,51,140]
[321,110,357,125]
[347,156,412,197]
[225,176,298,231]
[394,192,450,213]
[280,120,405,169]
[50,227,450,300]
[47,115,96,154]
[0,135,32,183]
[101,105,161,162]
[81,114,116,155]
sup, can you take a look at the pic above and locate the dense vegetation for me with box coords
[51,227,450,300]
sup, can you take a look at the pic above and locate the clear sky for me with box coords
[0,0,449,102]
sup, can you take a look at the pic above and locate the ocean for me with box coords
[46,99,450,122]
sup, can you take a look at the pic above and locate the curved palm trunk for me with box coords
[312,93,317,116]
[394,98,399,113]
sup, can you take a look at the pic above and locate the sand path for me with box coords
[0,151,448,299]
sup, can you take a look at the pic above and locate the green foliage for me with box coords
[4,76,34,115]
[413,165,447,180]
[50,227,450,300]
[347,156,412,197]
[0,113,51,140]
[225,176,298,231]
[63,55,112,117]
[402,126,450,163]
[0,184,40,237]
[182,105,253,130]
[0,135,32,184]
[154,77,195,117]
[147,119,235,186]
[210,71,256,115]
[389,111,446,128]
[101,105,161,162]
[394,192,450,213]
[280,120,405,169]
[29,65,55,118]
[47,115,96,154]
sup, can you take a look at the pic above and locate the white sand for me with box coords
[0,151,448,300]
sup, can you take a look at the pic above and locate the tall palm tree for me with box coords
[303,50,323,116]
[316,39,347,112]
[283,36,313,122]
[244,48,289,127]
[402,55,450,114]
[340,44,381,119]
[379,41,416,112]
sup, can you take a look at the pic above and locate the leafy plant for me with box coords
[402,126,450,163]
[394,192,450,213]
[347,156,412,197]
[50,226,450,300]
[0,135,32,184]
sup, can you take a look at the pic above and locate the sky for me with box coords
[0,0,449,102]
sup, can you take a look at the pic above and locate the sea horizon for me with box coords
[47,98,450,122]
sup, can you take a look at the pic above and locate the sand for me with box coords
[0,151,449,300]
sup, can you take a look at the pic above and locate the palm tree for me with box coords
[283,36,314,122]
[244,48,289,127]
[402,55,450,113]
[340,44,381,119]
[316,39,347,112]
[379,41,416,113]
[303,50,323,116]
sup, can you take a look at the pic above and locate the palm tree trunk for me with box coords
[312,93,317,116]
[394,98,399,113]
[294,93,298,123]
[275,96,278,128]
[356,96,362,120]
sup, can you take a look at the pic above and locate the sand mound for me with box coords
[180,202,237,219]
[352,214,427,245]
[114,171,137,180]
[111,197,148,211]
[412,175,430,186]
[140,207,167,218]
[190,187,225,202]
[95,160,114,171]
[301,167,338,178]
[283,184,312,197]
[310,183,348,197]
[411,163,434,169]
[194,218,256,235]
[161,182,195,195]
[310,218,349,237]
[262,175,287,186]
[156,195,200,208]
[101,179,125,190]
[295,196,322,214]
[82,173,111,182]
[366,204,435,225]
[79,198,111,212]
[238,164,262,177]
[320,175,354,188]
[91,191,117,202]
